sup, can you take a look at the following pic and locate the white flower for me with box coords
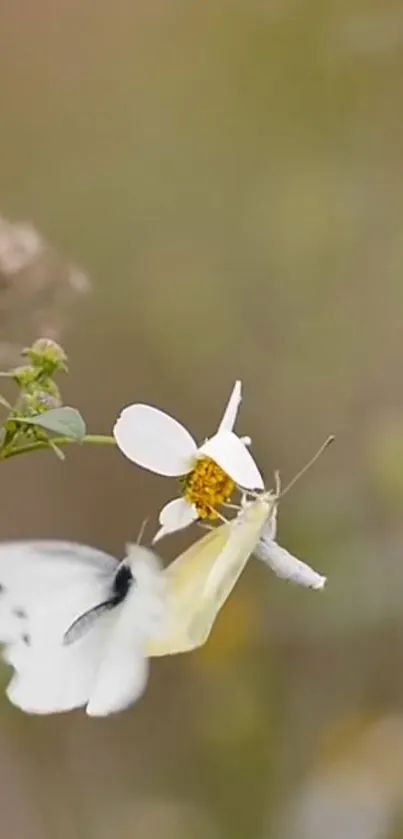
[113,381,264,541]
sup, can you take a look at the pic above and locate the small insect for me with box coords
[0,541,165,716]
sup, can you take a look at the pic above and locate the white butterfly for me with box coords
[0,541,166,716]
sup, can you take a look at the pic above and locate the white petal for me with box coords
[199,430,264,490]
[113,405,197,476]
[255,537,326,590]
[152,498,198,543]
[217,380,242,433]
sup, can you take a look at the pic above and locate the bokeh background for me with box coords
[2,0,403,837]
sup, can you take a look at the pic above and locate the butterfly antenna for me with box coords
[278,435,335,499]
[136,517,149,545]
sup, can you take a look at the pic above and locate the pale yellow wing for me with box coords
[147,496,272,657]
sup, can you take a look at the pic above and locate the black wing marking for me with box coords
[63,600,117,645]
[63,562,135,646]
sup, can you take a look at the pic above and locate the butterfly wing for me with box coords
[86,547,166,717]
[0,540,119,714]
[146,497,271,657]
[5,613,116,714]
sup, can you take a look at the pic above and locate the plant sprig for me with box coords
[0,338,115,461]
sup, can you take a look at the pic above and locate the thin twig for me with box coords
[1,434,116,460]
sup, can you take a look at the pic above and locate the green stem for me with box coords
[1,434,116,460]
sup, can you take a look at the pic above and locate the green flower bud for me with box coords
[36,379,62,404]
[22,338,68,375]
[16,389,61,418]
[11,365,41,389]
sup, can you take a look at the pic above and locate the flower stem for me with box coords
[1,434,116,460]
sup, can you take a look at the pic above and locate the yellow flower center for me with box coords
[183,456,235,519]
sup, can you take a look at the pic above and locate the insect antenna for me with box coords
[277,435,335,499]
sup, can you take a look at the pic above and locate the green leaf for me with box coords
[11,407,86,442]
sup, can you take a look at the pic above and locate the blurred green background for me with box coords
[2,0,403,837]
